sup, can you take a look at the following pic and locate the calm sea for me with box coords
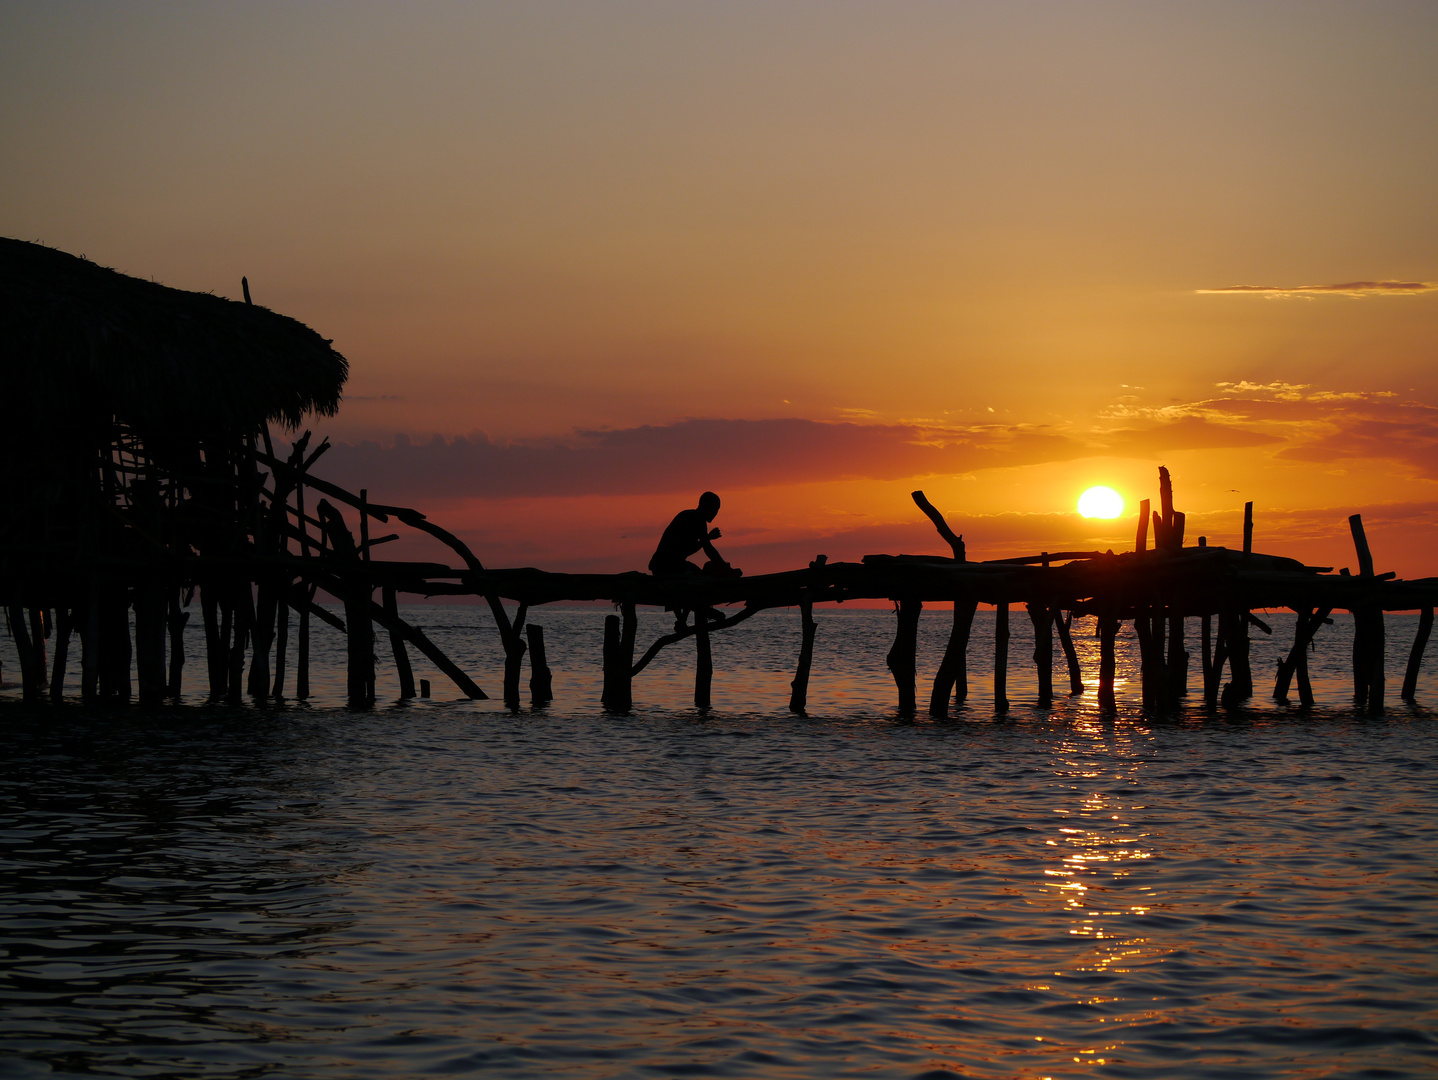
[2,607,1435,1078]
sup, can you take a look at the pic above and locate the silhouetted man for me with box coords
[649,491,739,577]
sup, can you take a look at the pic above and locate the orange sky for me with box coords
[4,2,1436,577]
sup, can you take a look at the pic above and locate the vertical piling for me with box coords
[296,585,313,700]
[1056,609,1083,695]
[167,595,188,698]
[790,599,817,714]
[695,612,712,709]
[1402,607,1432,702]
[887,598,921,715]
[994,602,1010,713]
[1027,602,1053,707]
[1097,611,1118,710]
[383,586,415,700]
[271,596,288,699]
[50,607,73,703]
[527,624,553,705]
[930,598,976,716]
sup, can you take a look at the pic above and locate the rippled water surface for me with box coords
[2,608,1436,1078]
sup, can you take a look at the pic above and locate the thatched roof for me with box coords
[1,238,347,437]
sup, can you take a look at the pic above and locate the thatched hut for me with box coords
[1,238,348,702]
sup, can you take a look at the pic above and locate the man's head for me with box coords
[698,491,721,520]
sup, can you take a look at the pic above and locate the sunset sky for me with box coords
[5,2,1436,577]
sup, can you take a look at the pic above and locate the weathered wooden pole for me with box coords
[81,586,100,702]
[7,605,42,702]
[1274,607,1330,703]
[1026,602,1053,707]
[527,623,553,704]
[1400,606,1433,702]
[994,602,1010,713]
[1200,612,1213,698]
[911,491,972,716]
[502,603,529,708]
[50,607,73,703]
[1243,501,1254,557]
[1207,613,1230,707]
[1097,612,1118,710]
[602,606,636,710]
[317,499,372,708]
[1222,605,1252,705]
[271,596,288,699]
[202,590,225,698]
[359,489,375,702]
[887,598,921,714]
[930,598,977,715]
[1055,610,1083,695]
[167,595,188,698]
[789,599,817,714]
[296,584,314,700]
[383,586,415,700]
[1348,514,1384,714]
[227,587,254,704]
[694,611,712,709]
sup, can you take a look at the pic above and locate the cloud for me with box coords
[314,413,1296,505]
[1197,280,1438,298]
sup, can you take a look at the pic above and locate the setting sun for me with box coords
[1078,486,1125,519]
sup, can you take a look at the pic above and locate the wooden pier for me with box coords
[4,240,1435,716]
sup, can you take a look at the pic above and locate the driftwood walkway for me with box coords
[5,451,1435,717]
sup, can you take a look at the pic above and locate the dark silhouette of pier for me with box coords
[3,239,1433,715]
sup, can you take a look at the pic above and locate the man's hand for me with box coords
[708,528,722,540]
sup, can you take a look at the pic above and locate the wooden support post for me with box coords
[1402,607,1433,702]
[167,595,188,698]
[887,598,921,715]
[790,599,817,714]
[1275,607,1330,702]
[134,588,167,705]
[695,613,712,709]
[1348,514,1384,715]
[271,596,288,699]
[29,609,49,695]
[1097,612,1117,710]
[1243,501,1254,557]
[1055,610,1083,695]
[994,602,1010,713]
[202,590,224,699]
[1207,613,1230,707]
[50,607,73,703]
[602,612,634,711]
[81,585,100,703]
[296,583,314,700]
[1166,609,1187,701]
[1136,499,1150,553]
[502,603,529,708]
[1027,602,1053,707]
[100,589,132,701]
[1201,613,1213,698]
[227,588,254,704]
[7,605,42,702]
[1220,606,1251,706]
[527,624,553,705]
[930,598,976,716]
[383,586,415,700]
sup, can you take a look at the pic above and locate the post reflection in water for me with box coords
[1,606,1436,1079]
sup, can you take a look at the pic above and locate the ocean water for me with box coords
[1,606,1436,1078]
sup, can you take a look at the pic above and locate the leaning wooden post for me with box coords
[694,612,712,709]
[930,598,977,715]
[7,605,42,702]
[602,615,622,709]
[167,594,188,698]
[1055,610,1083,695]
[359,489,374,702]
[271,595,288,699]
[1401,607,1433,702]
[789,598,817,714]
[911,490,973,715]
[1026,602,1053,707]
[1097,611,1118,710]
[1349,514,1384,714]
[50,607,73,703]
[502,603,530,707]
[383,586,416,699]
[527,624,553,705]
[887,598,921,715]
[994,602,1010,713]
[295,481,312,700]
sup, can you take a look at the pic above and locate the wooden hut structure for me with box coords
[0,238,346,703]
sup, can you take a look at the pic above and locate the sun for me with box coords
[1077,486,1125,519]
